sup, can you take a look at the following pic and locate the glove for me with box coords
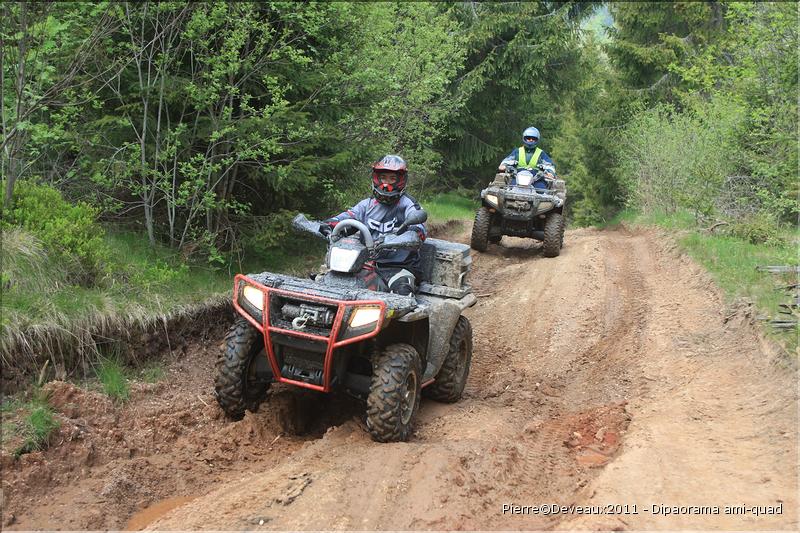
[319,219,337,237]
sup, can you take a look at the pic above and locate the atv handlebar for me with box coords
[331,219,374,248]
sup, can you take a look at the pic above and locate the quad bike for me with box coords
[215,209,477,442]
[470,163,567,256]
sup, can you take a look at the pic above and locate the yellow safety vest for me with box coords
[518,146,542,170]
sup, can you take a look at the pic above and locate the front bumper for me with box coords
[233,273,416,392]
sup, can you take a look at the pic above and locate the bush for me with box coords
[618,97,745,221]
[726,213,785,246]
[1,180,109,284]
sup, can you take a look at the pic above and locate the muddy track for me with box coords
[2,226,797,530]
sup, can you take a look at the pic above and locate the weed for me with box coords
[10,390,61,457]
[95,356,130,402]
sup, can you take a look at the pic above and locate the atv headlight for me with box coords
[350,306,381,328]
[242,285,265,311]
[517,170,534,186]
[329,247,361,273]
[537,201,553,213]
[485,194,499,206]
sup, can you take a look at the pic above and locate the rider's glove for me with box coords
[319,218,337,237]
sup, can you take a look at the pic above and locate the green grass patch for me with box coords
[95,356,130,402]
[17,405,60,456]
[2,390,61,457]
[604,208,695,230]
[618,209,799,352]
[422,192,478,224]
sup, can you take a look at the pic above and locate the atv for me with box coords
[215,209,477,442]
[470,163,567,257]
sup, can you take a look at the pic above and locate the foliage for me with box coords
[617,97,745,220]
[436,2,593,188]
[95,356,130,402]
[1,180,109,283]
[12,389,61,457]
[422,192,478,225]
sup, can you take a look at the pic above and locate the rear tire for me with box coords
[543,212,565,258]
[366,343,422,442]
[215,317,271,419]
[424,316,473,403]
[471,207,491,252]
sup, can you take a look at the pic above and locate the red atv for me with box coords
[215,210,476,442]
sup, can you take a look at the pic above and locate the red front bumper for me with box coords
[232,274,386,392]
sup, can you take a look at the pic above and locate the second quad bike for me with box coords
[470,163,567,256]
[215,209,477,442]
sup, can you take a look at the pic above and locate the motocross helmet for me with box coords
[522,126,540,149]
[371,154,408,204]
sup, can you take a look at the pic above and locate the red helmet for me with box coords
[371,154,408,204]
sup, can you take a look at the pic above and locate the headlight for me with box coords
[350,306,381,328]
[537,201,553,212]
[517,171,534,186]
[242,285,264,310]
[329,247,360,272]
[485,194,498,206]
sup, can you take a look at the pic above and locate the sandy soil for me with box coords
[1,225,797,530]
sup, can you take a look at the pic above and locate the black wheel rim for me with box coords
[400,370,418,425]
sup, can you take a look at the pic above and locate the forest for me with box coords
[1,1,798,360]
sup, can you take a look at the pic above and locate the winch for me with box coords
[281,302,336,328]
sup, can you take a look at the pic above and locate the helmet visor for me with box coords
[523,136,538,143]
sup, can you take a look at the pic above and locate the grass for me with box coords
[613,209,799,353]
[422,192,478,225]
[1,390,61,457]
[95,356,130,402]
[1,226,325,378]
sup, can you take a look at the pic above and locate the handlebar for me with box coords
[331,219,374,248]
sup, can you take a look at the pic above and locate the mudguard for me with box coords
[414,293,476,382]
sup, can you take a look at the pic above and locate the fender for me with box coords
[416,294,474,382]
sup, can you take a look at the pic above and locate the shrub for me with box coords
[726,213,785,246]
[617,97,745,221]
[1,180,109,284]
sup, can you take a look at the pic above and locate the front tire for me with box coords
[471,207,492,252]
[542,212,565,258]
[366,343,422,442]
[215,317,271,419]
[424,316,473,403]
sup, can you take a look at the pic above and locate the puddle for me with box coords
[125,495,196,530]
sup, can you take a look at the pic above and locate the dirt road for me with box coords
[2,225,797,530]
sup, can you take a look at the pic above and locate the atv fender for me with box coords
[404,293,476,382]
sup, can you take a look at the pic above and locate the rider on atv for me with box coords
[498,126,557,189]
[319,155,427,296]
